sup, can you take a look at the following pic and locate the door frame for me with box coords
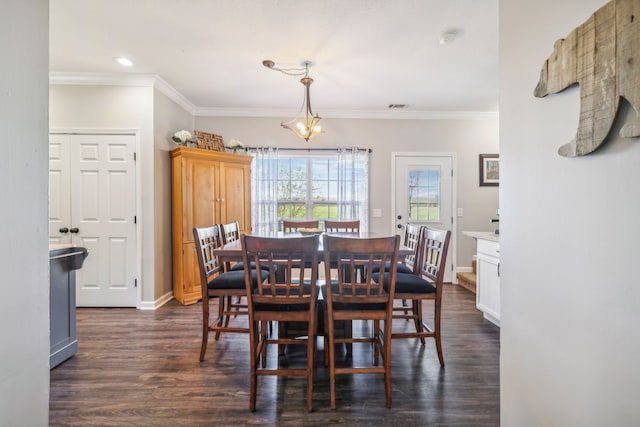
[49,128,142,307]
[391,152,457,284]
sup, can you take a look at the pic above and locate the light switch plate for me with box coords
[372,208,382,218]
[457,208,464,217]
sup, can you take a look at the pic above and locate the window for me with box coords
[252,149,369,233]
[407,167,441,222]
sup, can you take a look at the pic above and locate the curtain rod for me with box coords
[245,147,372,153]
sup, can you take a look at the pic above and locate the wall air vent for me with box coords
[388,104,409,109]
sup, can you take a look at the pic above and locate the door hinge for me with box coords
[134,278,138,288]
[134,152,137,161]
[134,215,137,224]
[451,216,454,224]
[451,169,454,177]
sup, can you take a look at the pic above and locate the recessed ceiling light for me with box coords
[114,57,134,67]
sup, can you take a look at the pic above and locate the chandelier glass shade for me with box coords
[263,59,323,141]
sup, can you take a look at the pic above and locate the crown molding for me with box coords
[194,107,498,120]
[49,72,498,120]
[325,109,499,120]
[49,72,196,114]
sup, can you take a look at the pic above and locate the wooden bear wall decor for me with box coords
[534,0,640,157]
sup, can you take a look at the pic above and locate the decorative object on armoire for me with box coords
[262,59,323,141]
[226,139,245,153]
[195,130,225,151]
[171,147,252,305]
[479,154,499,186]
[534,0,640,157]
[172,129,194,146]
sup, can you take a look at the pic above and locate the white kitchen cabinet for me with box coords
[462,232,500,327]
[476,239,500,326]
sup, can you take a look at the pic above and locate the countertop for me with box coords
[462,231,499,243]
[49,243,76,251]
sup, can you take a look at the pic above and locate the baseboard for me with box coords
[456,266,473,273]
[139,291,174,310]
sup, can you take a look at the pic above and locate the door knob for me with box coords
[59,227,69,233]
[397,215,402,220]
[70,227,79,234]
[397,224,403,229]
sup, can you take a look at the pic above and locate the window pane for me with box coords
[408,167,440,221]
[270,154,365,223]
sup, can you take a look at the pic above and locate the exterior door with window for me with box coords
[393,154,455,282]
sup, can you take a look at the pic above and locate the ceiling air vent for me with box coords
[388,104,409,109]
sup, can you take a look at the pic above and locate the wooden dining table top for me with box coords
[213,231,414,258]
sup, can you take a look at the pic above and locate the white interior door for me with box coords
[393,154,455,282]
[49,133,138,307]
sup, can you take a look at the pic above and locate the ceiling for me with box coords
[49,0,499,118]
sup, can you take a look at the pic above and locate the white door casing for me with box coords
[392,153,456,283]
[49,133,138,307]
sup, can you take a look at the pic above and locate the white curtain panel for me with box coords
[336,147,369,231]
[250,147,279,235]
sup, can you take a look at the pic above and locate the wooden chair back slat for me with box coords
[282,219,320,232]
[324,219,361,233]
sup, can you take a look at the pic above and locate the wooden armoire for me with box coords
[171,147,252,305]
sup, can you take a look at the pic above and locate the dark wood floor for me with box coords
[49,285,500,427]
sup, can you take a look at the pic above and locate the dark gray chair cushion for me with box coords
[230,261,270,271]
[369,261,413,275]
[208,269,268,290]
[372,272,436,294]
[253,281,318,312]
[321,280,387,311]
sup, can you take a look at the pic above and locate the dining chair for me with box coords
[373,227,451,366]
[193,225,269,361]
[323,234,400,409]
[324,219,360,232]
[282,219,320,232]
[370,223,421,318]
[241,234,320,412]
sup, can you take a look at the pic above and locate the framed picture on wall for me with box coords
[479,154,499,186]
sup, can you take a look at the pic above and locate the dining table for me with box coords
[213,231,415,260]
[213,231,415,356]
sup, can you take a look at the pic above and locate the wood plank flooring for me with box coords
[49,285,500,427]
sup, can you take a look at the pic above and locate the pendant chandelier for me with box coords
[262,59,323,141]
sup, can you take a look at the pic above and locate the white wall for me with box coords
[153,89,194,299]
[194,115,499,268]
[500,0,640,425]
[0,0,50,425]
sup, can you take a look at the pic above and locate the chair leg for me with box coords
[434,301,444,366]
[249,320,258,412]
[328,315,337,410]
[413,300,426,345]
[233,296,242,318]
[306,321,315,412]
[261,320,268,369]
[223,296,232,328]
[200,301,209,362]
[373,320,380,366]
[383,316,393,408]
[214,296,225,341]
[324,310,329,367]
[402,299,410,320]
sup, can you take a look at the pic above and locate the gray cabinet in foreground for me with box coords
[49,245,88,369]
